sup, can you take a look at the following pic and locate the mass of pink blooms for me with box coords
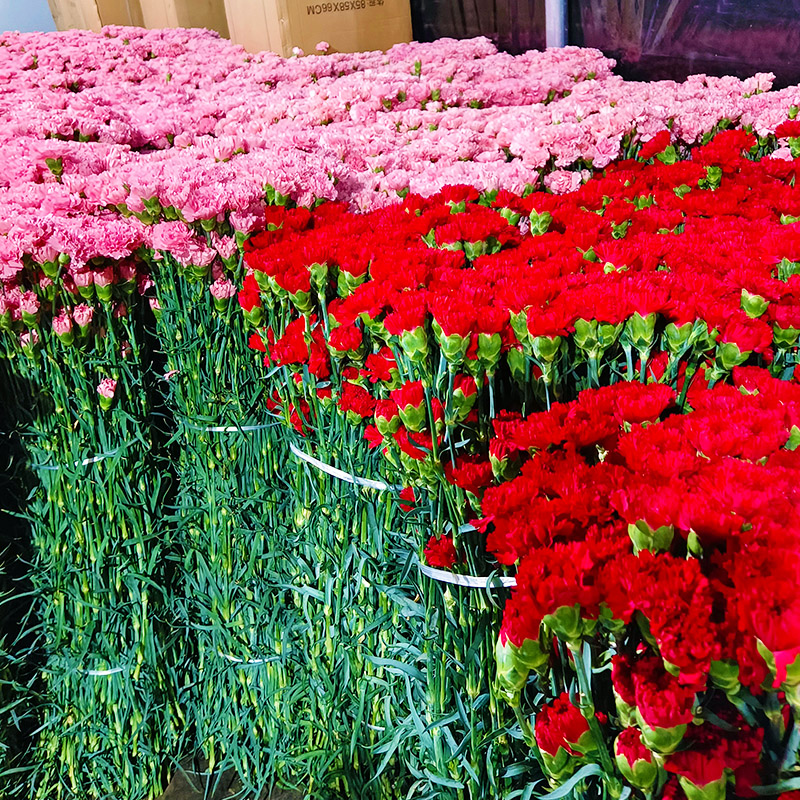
[1,24,799,294]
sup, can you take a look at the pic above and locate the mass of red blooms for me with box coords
[240,127,800,798]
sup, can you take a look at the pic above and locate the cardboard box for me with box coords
[47,0,145,31]
[139,0,229,37]
[224,0,412,57]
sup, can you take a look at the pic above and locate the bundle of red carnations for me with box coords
[241,126,800,797]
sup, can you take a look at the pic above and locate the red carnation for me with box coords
[424,534,458,568]
[329,324,363,354]
[398,486,416,512]
[775,120,800,139]
[638,130,671,161]
[534,693,591,757]
[338,381,376,420]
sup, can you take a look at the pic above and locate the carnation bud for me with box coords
[532,334,563,363]
[529,211,552,236]
[740,288,769,318]
[41,260,60,280]
[489,439,519,481]
[19,291,40,327]
[636,712,687,755]
[148,296,162,321]
[375,399,401,436]
[542,603,592,643]
[73,303,94,334]
[20,329,40,356]
[614,728,659,791]
[623,312,658,351]
[451,374,477,422]
[209,277,237,313]
[477,331,502,372]
[495,635,548,707]
[573,318,599,353]
[93,267,116,303]
[398,326,429,363]
[708,659,740,696]
[715,341,750,372]
[664,321,694,354]
[507,347,526,384]
[0,297,12,332]
[509,309,530,345]
[73,270,94,300]
[391,381,427,432]
[97,378,117,412]
[253,270,272,293]
[774,322,800,348]
[628,520,675,554]
[52,310,74,346]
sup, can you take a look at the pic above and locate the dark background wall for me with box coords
[569,0,800,88]
[409,0,800,89]
[410,0,546,53]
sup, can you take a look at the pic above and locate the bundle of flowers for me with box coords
[243,126,800,504]
[5,24,800,798]
[240,127,800,795]
[0,292,180,798]
[2,25,800,305]
[490,371,800,798]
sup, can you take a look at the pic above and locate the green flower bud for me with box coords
[741,288,769,318]
[509,309,530,345]
[709,659,740,696]
[532,335,563,363]
[614,729,659,791]
[716,341,750,372]
[542,604,585,643]
[495,636,548,707]
[529,211,552,236]
[628,520,674,554]
[399,326,429,363]
[636,713,686,755]
[678,774,728,800]
[477,332,502,372]
[624,312,658,351]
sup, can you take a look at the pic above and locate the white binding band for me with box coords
[82,666,127,676]
[289,442,399,492]
[418,562,517,589]
[33,448,122,470]
[218,651,270,665]
[202,423,279,433]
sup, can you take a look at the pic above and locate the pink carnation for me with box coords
[210,277,237,300]
[19,291,40,315]
[97,378,117,400]
[52,310,72,336]
[72,303,94,328]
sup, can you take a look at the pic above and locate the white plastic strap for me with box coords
[34,448,122,470]
[289,442,398,492]
[82,666,127,676]
[218,651,270,665]
[202,423,279,433]
[418,562,517,589]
